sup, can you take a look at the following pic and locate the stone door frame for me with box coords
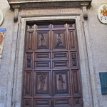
[9,15,93,107]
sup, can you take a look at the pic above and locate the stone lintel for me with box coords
[8,0,92,10]
[8,0,92,22]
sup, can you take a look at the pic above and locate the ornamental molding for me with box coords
[8,0,92,22]
[8,0,92,9]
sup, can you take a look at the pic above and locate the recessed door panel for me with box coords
[37,31,49,50]
[52,30,66,49]
[53,70,69,95]
[35,72,49,95]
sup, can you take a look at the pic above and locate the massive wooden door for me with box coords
[22,21,83,107]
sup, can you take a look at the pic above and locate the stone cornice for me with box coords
[8,0,92,22]
[8,0,92,10]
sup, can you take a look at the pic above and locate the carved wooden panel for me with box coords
[72,70,81,96]
[23,71,32,96]
[35,72,49,95]
[71,52,79,69]
[34,99,51,107]
[52,51,68,69]
[69,30,77,51]
[53,30,67,50]
[36,31,49,50]
[23,99,33,107]
[53,52,68,59]
[34,61,50,69]
[54,98,71,107]
[23,23,82,107]
[25,31,34,51]
[25,53,33,69]
[35,52,50,59]
[53,70,69,94]
[53,60,68,68]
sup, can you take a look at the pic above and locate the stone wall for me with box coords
[0,0,107,107]
[88,0,107,107]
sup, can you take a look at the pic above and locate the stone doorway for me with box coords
[22,21,83,107]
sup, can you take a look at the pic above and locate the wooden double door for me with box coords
[22,21,83,107]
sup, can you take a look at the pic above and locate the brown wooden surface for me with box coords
[22,21,83,107]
